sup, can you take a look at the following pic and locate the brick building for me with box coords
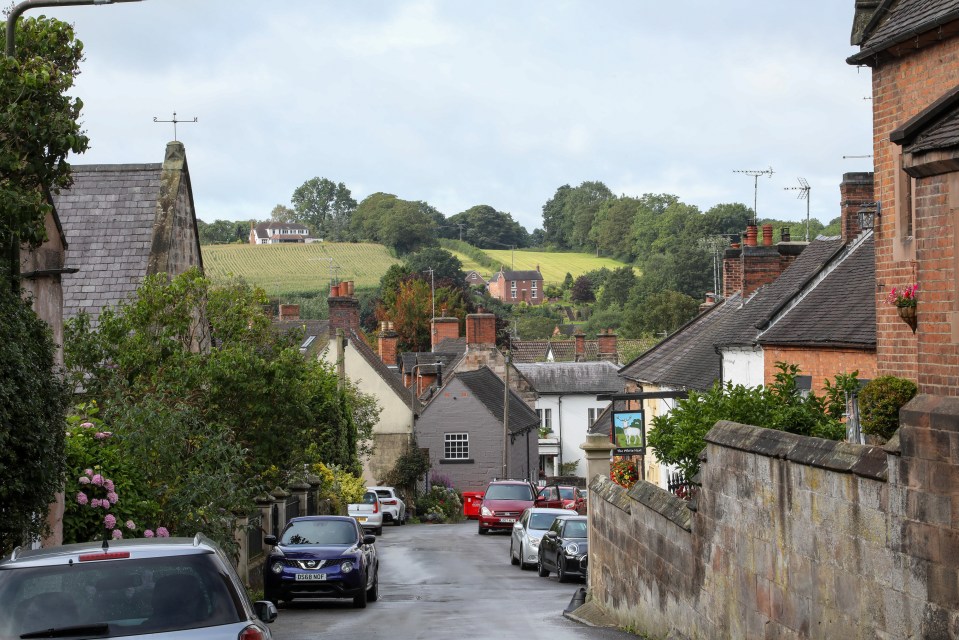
[487,267,544,305]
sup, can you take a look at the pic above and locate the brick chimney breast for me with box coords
[574,333,586,361]
[378,321,399,366]
[466,313,496,347]
[328,287,360,333]
[840,172,875,243]
[432,316,460,351]
[597,330,617,362]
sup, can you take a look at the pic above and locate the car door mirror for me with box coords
[513,522,523,530]
[363,534,376,545]
[264,535,277,546]
[253,600,278,623]
[534,497,546,505]
[545,530,558,538]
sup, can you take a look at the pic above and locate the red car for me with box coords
[478,480,538,534]
[537,484,587,514]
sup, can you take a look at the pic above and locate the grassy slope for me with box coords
[201,243,635,295]
[202,243,401,296]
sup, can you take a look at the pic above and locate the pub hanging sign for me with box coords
[611,410,645,455]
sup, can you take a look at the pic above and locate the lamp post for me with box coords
[4,0,143,292]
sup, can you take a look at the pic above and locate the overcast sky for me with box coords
[44,1,872,232]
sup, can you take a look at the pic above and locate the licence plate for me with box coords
[295,573,327,582]
[356,516,367,522]
[501,518,516,523]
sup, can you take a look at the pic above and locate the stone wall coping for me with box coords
[901,394,959,432]
[589,475,692,532]
[705,421,888,481]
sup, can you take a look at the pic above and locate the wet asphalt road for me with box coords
[269,519,635,640]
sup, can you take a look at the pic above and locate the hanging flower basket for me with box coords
[886,284,918,333]
[897,305,917,333]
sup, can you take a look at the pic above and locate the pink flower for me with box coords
[156,527,169,538]
[125,520,136,530]
[144,530,155,538]
[94,432,108,440]
[91,474,104,487]
[80,422,94,429]
[101,501,110,511]
[78,476,90,485]
[104,514,116,529]
[84,469,93,477]
[76,492,88,506]
[112,529,123,539]
[107,492,118,504]
[104,479,115,492]
[91,498,101,508]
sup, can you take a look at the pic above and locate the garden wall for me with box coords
[587,394,959,639]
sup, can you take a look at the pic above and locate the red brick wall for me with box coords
[488,276,544,305]
[378,329,398,366]
[723,248,743,297]
[839,172,873,243]
[328,296,359,333]
[431,317,460,351]
[870,37,959,388]
[762,346,877,394]
[741,247,783,298]
[466,313,496,346]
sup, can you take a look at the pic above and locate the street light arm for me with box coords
[6,0,142,58]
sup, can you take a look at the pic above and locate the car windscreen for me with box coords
[362,492,377,504]
[564,520,588,538]
[559,487,576,500]
[528,513,561,531]
[282,519,358,545]
[0,552,243,639]
[484,484,533,501]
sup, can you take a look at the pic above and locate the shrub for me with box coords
[312,462,366,514]
[417,485,463,523]
[859,375,918,440]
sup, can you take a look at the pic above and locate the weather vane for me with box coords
[153,111,198,141]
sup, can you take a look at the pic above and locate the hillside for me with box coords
[201,242,636,296]
[201,243,400,296]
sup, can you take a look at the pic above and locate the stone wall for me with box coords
[587,395,959,639]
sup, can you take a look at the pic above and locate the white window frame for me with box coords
[444,433,469,459]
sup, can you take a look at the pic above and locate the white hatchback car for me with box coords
[369,486,407,526]
[510,507,577,570]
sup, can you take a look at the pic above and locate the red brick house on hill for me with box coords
[487,267,544,305]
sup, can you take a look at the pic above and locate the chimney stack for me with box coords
[431,310,460,351]
[574,333,586,362]
[839,172,875,243]
[278,304,300,321]
[328,280,360,334]
[378,321,399,366]
[597,330,617,363]
[466,313,497,347]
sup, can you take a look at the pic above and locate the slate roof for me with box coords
[456,367,540,433]
[53,163,164,324]
[434,337,467,353]
[348,329,421,412]
[619,295,739,391]
[712,238,846,348]
[758,236,876,348]
[399,350,465,376]
[515,362,622,395]
[271,319,329,357]
[489,269,543,282]
[849,0,959,64]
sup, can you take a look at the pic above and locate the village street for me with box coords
[270,520,635,640]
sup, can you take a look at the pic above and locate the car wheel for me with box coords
[510,540,519,566]
[353,580,368,609]
[478,525,488,535]
[557,556,568,583]
[375,526,383,536]
[537,552,549,577]
[367,570,379,602]
[264,588,281,607]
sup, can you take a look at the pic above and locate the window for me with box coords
[587,407,604,425]
[538,408,552,432]
[893,144,917,262]
[511,281,517,299]
[532,280,538,299]
[444,433,469,459]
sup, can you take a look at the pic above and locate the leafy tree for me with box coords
[702,203,753,237]
[571,275,595,303]
[380,279,432,352]
[448,205,530,249]
[529,228,545,247]
[270,204,295,223]
[0,286,69,554]
[648,363,845,479]
[590,197,643,261]
[197,219,248,245]
[1,15,88,259]
[622,290,700,337]
[562,272,574,290]
[597,266,636,310]
[403,248,466,286]
[542,184,573,248]
[582,304,624,335]
[352,193,437,255]
[291,177,357,240]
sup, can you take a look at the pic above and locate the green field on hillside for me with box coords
[483,250,638,284]
[202,243,401,296]
[202,242,636,296]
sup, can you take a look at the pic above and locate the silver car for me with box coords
[0,535,277,639]
[509,507,577,570]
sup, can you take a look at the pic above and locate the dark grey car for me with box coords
[537,515,588,582]
[0,535,277,639]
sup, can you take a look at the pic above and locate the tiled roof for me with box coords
[515,361,623,394]
[849,0,959,63]
[510,340,550,363]
[619,296,739,391]
[457,367,540,433]
[758,236,876,349]
[712,238,845,348]
[53,163,163,324]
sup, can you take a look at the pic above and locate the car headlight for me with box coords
[529,536,541,548]
[340,560,354,573]
[271,561,284,574]
[480,506,493,517]
[564,542,579,556]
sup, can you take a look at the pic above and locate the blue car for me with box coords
[264,516,379,608]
